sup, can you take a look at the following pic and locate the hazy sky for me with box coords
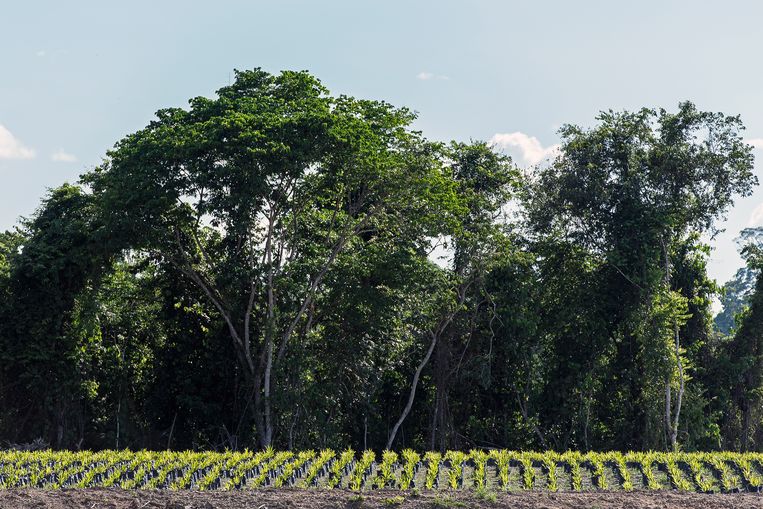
[2,0,762,284]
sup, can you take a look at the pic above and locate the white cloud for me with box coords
[416,71,449,81]
[747,138,763,149]
[51,149,77,163]
[36,50,46,57]
[748,203,763,227]
[489,132,560,166]
[0,125,35,160]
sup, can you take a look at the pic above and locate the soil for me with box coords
[0,488,761,509]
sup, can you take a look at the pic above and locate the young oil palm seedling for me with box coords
[423,452,441,490]
[374,450,399,489]
[349,450,376,491]
[249,451,293,489]
[444,451,467,489]
[519,452,535,490]
[560,451,582,491]
[399,450,420,490]
[328,449,355,489]
[275,450,315,488]
[686,453,715,492]
[604,452,632,491]
[224,449,274,490]
[302,449,335,487]
[734,454,763,490]
[706,453,738,492]
[103,451,150,488]
[470,450,488,490]
[488,450,510,491]
[585,452,608,490]
[634,451,661,490]
[539,452,559,491]
[664,454,692,491]
[144,453,186,489]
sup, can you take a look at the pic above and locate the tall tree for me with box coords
[85,69,457,447]
[386,141,519,450]
[722,243,763,450]
[0,185,113,447]
[527,102,756,450]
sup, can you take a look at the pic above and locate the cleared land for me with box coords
[2,450,763,507]
[1,488,762,509]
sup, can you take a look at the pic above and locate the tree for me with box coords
[527,102,756,450]
[715,228,763,335]
[0,229,24,438]
[0,185,113,447]
[84,69,458,448]
[724,244,763,450]
[386,141,519,450]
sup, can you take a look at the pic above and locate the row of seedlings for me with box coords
[1,450,763,492]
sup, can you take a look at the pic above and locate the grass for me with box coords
[431,495,467,508]
[473,486,497,503]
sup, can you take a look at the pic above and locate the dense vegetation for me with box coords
[0,69,761,454]
[2,449,763,492]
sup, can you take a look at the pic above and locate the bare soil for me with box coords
[0,488,761,509]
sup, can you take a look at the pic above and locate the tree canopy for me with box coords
[0,70,760,453]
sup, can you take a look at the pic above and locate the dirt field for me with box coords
[0,488,761,509]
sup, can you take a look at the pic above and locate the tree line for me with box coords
[0,69,761,453]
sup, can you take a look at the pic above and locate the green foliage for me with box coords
[488,450,510,490]
[444,451,466,489]
[349,450,375,491]
[561,451,582,491]
[399,449,420,490]
[80,68,462,450]
[328,449,355,489]
[1,449,759,493]
[473,486,496,502]
[469,449,488,489]
[302,449,335,487]
[424,452,442,490]
[519,452,535,490]
[430,495,467,508]
[275,450,315,487]
[605,452,632,491]
[715,227,763,334]
[0,70,761,457]
[375,450,398,488]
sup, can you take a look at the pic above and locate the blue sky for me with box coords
[2,0,763,284]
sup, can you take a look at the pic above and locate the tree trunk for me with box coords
[661,235,684,452]
[433,336,450,452]
[386,283,469,450]
[252,370,268,449]
[741,400,751,452]
[669,323,684,451]
[665,379,672,449]
[263,338,274,447]
[386,330,439,450]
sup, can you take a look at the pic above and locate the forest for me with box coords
[1,68,762,455]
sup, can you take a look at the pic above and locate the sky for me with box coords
[2,0,763,285]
